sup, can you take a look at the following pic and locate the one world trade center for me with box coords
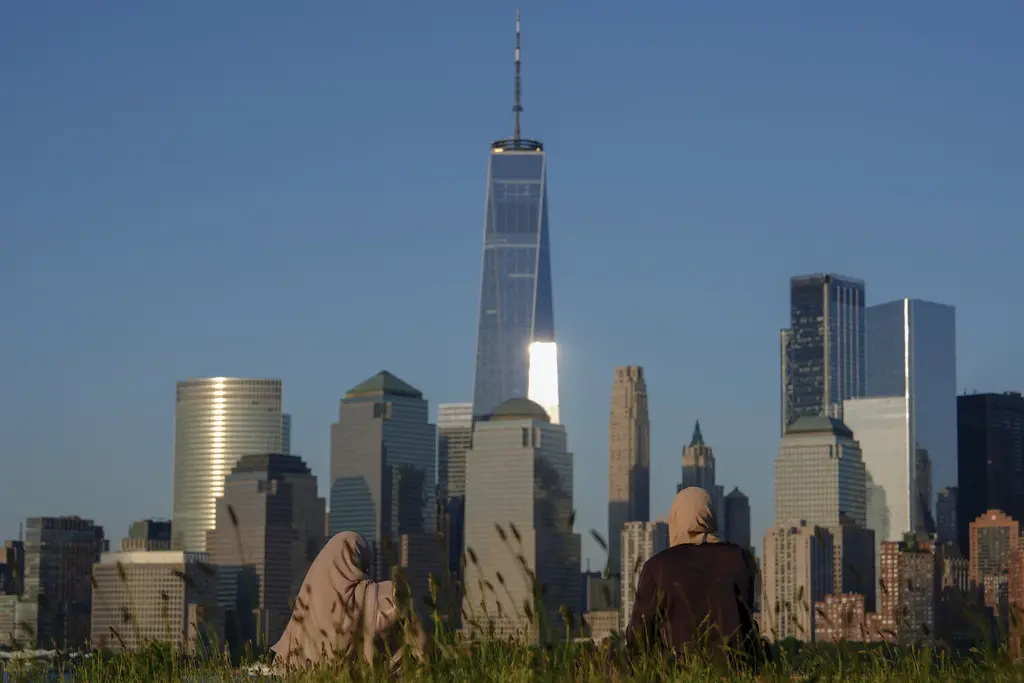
[471,11,558,423]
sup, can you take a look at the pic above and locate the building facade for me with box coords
[462,399,581,643]
[172,378,286,552]
[762,522,834,642]
[206,453,325,646]
[957,392,1024,556]
[329,371,437,583]
[724,487,752,550]
[607,366,650,580]
[471,16,556,421]
[936,487,958,549]
[968,509,1018,593]
[91,550,220,652]
[21,516,107,649]
[679,422,725,530]
[781,273,866,433]
[620,521,668,630]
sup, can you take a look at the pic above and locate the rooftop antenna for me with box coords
[513,9,522,141]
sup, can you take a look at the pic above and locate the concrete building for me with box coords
[20,517,107,650]
[580,570,616,613]
[91,550,221,653]
[206,453,325,646]
[121,519,173,552]
[0,540,24,596]
[957,392,1024,556]
[620,521,668,630]
[463,399,581,643]
[781,273,866,433]
[281,413,292,455]
[879,535,938,645]
[607,366,650,582]
[813,593,882,643]
[172,378,285,552]
[329,372,437,583]
[724,487,751,550]
[582,609,619,643]
[762,521,834,642]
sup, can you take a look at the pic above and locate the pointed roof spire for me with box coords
[513,9,522,141]
[690,420,705,446]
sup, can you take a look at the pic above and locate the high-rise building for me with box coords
[957,392,1024,556]
[607,366,650,579]
[775,416,872,606]
[122,518,173,552]
[679,422,725,529]
[91,549,221,653]
[968,509,1018,592]
[845,299,957,541]
[936,487,958,548]
[21,516,107,649]
[781,273,866,433]
[462,398,581,643]
[724,487,751,550]
[206,453,325,645]
[437,402,473,581]
[471,12,557,421]
[620,521,668,630]
[762,521,834,642]
[879,535,938,645]
[328,371,437,582]
[0,541,24,596]
[281,413,292,455]
[172,378,284,552]
[775,417,867,528]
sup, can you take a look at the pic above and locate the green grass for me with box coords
[3,639,1024,682]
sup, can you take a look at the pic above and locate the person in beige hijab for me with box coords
[625,487,758,665]
[668,485,721,546]
[270,531,428,675]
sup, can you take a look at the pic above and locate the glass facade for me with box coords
[328,374,436,580]
[782,274,865,432]
[472,147,555,419]
[864,298,957,534]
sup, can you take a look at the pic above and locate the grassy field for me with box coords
[3,639,1024,682]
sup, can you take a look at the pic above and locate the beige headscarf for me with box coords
[669,487,721,546]
[271,531,410,671]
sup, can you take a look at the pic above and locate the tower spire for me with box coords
[690,420,705,447]
[513,9,522,141]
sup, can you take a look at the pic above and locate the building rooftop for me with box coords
[785,415,854,439]
[489,398,550,422]
[231,453,312,477]
[690,420,705,447]
[345,371,423,399]
[726,486,747,501]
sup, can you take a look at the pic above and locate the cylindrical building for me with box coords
[172,378,284,552]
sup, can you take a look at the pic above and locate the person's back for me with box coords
[625,488,758,665]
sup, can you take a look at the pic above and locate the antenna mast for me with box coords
[513,9,522,141]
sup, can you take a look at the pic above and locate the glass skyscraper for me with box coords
[471,12,556,420]
[781,274,866,434]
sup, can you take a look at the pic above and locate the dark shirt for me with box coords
[625,542,758,662]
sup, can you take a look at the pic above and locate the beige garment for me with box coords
[271,531,425,673]
[669,487,721,546]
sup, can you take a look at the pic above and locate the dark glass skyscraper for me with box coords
[471,12,555,419]
[781,273,866,433]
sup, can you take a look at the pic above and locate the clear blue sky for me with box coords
[1,2,1021,567]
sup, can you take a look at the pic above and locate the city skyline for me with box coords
[3,4,1022,571]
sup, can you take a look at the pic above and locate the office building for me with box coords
[781,273,866,433]
[762,522,834,642]
[724,487,751,550]
[21,516,107,649]
[679,422,725,531]
[91,549,221,653]
[957,392,1024,556]
[0,541,24,596]
[471,12,557,421]
[607,366,650,580]
[968,510,1018,593]
[281,413,292,455]
[936,487,958,548]
[206,453,325,645]
[463,398,581,643]
[844,299,957,545]
[172,378,285,552]
[879,534,938,645]
[122,519,173,552]
[438,403,473,500]
[581,570,616,613]
[620,521,668,630]
[329,371,437,584]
